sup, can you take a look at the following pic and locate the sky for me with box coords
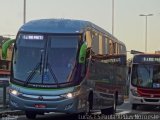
[0,0,160,58]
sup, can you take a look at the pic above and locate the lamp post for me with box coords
[139,14,153,52]
[112,0,114,35]
[23,0,26,24]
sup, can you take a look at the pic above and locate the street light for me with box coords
[139,14,153,52]
[112,0,114,35]
[23,0,26,24]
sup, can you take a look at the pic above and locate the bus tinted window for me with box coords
[13,34,79,85]
[50,36,78,48]
[131,64,160,88]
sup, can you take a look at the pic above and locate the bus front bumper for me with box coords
[129,95,160,105]
[9,93,81,113]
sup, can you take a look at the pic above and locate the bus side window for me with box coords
[115,43,118,54]
[105,37,109,54]
[99,35,103,54]
[92,32,99,54]
[109,40,113,54]
[85,31,92,48]
[119,44,123,54]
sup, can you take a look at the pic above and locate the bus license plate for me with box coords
[35,104,46,108]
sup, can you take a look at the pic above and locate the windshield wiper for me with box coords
[47,63,60,87]
[24,63,40,86]
[24,50,44,86]
[44,53,59,87]
[39,50,44,74]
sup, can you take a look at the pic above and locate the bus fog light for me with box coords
[11,100,18,107]
[65,103,73,110]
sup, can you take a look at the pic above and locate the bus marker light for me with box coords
[65,103,73,110]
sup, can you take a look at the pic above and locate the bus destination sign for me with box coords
[105,55,126,65]
[22,34,44,40]
[133,55,160,63]
[143,57,160,62]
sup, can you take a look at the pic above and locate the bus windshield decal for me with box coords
[153,83,160,88]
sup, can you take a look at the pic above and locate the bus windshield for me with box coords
[131,64,160,88]
[13,34,79,86]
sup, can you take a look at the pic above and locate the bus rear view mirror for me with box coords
[78,43,87,64]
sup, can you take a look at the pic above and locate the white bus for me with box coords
[129,53,160,110]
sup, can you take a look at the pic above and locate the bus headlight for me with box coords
[9,89,20,96]
[61,91,80,99]
[130,89,140,97]
[66,93,73,98]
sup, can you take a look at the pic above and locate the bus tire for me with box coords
[25,111,37,119]
[132,104,138,110]
[88,92,93,114]
[101,93,117,115]
[101,107,114,115]
[113,92,118,113]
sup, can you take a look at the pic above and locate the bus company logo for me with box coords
[150,94,154,98]
[38,96,43,100]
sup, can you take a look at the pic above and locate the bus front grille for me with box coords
[144,99,159,102]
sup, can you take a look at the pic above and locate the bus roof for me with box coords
[19,19,125,45]
[20,19,90,34]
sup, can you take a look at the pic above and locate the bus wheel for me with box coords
[132,104,138,110]
[101,107,114,115]
[88,92,93,114]
[113,93,117,114]
[25,111,37,119]
[85,101,90,114]
[101,105,116,115]
[101,94,117,115]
